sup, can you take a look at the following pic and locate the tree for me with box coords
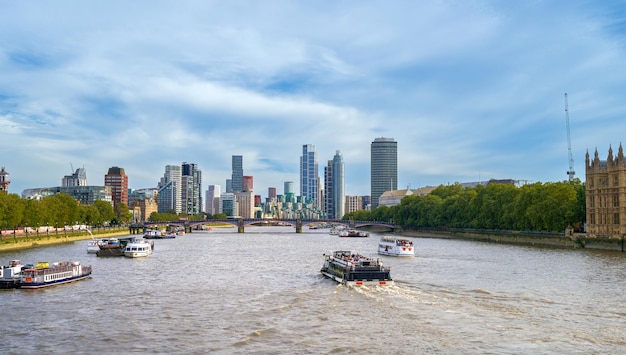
[93,200,115,226]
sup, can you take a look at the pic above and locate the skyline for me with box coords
[3,1,626,196]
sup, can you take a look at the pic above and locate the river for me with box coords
[1,227,624,354]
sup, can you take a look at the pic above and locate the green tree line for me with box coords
[345,180,586,232]
[0,192,128,229]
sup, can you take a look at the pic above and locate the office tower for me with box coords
[219,192,237,217]
[182,162,202,214]
[0,167,9,193]
[104,166,129,210]
[225,179,232,193]
[206,185,221,215]
[232,155,243,193]
[242,176,253,192]
[371,137,397,209]
[158,165,182,213]
[300,144,319,208]
[63,167,87,187]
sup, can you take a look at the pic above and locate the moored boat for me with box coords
[124,237,154,258]
[19,261,92,289]
[96,238,124,257]
[320,250,393,286]
[143,230,164,239]
[86,240,101,253]
[0,260,26,289]
[378,236,415,257]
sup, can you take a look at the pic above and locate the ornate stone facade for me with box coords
[585,144,626,236]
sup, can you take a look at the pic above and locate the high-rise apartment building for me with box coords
[371,137,397,209]
[268,187,277,202]
[300,144,319,208]
[63,167,87,187]
[325,151,347,219]
[104,166,129,210]
[158,165,182,213]
[242,175,253,192]
[206,185,221,215]
[284,181,294,195]
[231,155,243,193]
[182,162,202,214]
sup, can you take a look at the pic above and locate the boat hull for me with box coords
[19,273,92,289]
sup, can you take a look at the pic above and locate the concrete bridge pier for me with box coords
[238,218,245,233]
[296,219,302,233]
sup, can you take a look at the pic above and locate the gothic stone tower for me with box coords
[585,144,626,236]
[0,167,10,193]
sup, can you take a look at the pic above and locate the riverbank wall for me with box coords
[0,227,129,253]
[400,228,625,252]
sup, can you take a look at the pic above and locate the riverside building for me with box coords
[585,144,626,236]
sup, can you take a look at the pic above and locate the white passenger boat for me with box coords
[19,261,92,289]
[377,236,415,257]
[124,238,154,258]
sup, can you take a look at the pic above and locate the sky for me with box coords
[2,1,626,198]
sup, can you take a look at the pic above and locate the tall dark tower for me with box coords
[370,137,397,209]
[232,155,243,193]
[0,167,10,193]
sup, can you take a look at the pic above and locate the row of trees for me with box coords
[1,180,586,232]
[345,180,586,232]
[0,192,131,229]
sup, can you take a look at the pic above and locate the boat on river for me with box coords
[124,238,154,258]
[19,261,92,289]
[320,250,393,286]
[377,236,415,257]
[0,260,27,289]
[95,237,138,257]
[338,229,369,237]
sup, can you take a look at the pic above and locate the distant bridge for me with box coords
[134,218,396,234]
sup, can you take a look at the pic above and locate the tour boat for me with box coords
[377,236,415,257]
[19,261,92,289]
[124,238,154,258]
[320,250,393,286]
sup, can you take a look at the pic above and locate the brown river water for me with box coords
[1,227,624,354]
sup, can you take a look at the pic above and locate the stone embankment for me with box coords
[0,228,129,253]
[400,229,625,252]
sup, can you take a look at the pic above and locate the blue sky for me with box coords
[2,1,626,198]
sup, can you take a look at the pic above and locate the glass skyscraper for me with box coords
[371,137,397,209]
[300,144,319,209]
[231,155,243,193]
[324,150,345,219]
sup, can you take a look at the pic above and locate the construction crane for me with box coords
[564,93,575,181]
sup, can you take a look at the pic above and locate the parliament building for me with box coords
[585,144,626,237]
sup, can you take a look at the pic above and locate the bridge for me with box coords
[131,218,397,234]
